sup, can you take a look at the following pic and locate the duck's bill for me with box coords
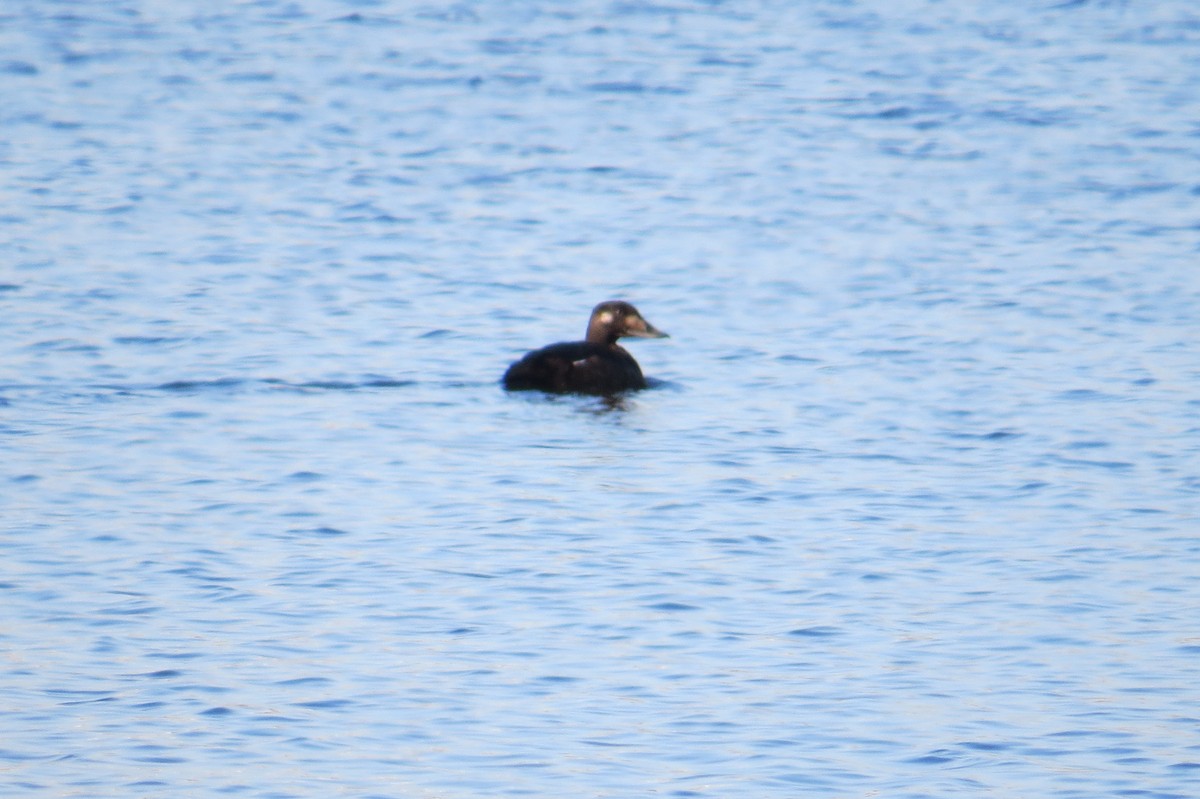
[627,319,669,339]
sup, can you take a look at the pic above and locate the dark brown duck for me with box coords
[502,301,669,395]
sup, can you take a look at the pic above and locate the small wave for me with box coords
[157,378,246,392]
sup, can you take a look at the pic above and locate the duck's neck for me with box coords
[586,322,619,345]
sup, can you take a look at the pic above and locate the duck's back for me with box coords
[503,341,646,394]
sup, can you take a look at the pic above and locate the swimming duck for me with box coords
[503,301,669,395]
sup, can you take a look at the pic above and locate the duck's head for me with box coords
[586,301,669,345]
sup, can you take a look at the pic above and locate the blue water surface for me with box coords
[3,1,1200,797]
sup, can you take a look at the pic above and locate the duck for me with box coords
[503,301,669,395]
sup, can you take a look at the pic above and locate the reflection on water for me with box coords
[4,2,1200,798]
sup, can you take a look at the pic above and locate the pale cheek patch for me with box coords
[598,312,614,324]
